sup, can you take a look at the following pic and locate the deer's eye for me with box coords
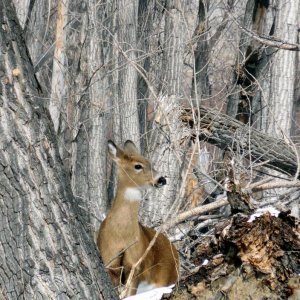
[134,164,143,170]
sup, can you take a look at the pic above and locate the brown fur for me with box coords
[97,141,179,296]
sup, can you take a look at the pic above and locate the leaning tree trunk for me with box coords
[0,1,117,299]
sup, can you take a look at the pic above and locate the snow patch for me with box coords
[248,206,280,223]
[136,281,156,294]
[124,285,175,300]
[201,259,209,266]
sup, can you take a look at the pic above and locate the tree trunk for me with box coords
[24,0,57,89]
[113,0,140,145]
[70,0,113,236]
[264,0,299,138]
[142,0,192,226]
[0,1,117,298]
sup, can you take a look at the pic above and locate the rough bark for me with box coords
[113,0,140,145]
[226,0,257,119]
[0,1,117,298]
[24,0,57,89]
[143,0,191,226]
[62,1,115,236]
[75,0,113,233]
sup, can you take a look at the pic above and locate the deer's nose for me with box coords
[157,176,167,186]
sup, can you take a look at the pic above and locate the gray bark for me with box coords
[264,0,299,137]
[141,1,192,226]
[12,0,31,29]
[24,0,57,89]
[226,0,256,118]
[0,1,117,298]
[72,0,113,233]
[7,0,300,295]
[113,0,140,145]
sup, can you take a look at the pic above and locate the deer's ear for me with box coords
[108,140,123,160]
[124,140,139,155]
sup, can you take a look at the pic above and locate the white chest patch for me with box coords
[124,188,142,201]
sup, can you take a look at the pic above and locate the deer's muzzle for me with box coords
[154,176,167,187]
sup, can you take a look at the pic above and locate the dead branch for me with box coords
[228,8,300,51]
[244,179,300,193]
[236,22,300,51]
[163,196,228,230]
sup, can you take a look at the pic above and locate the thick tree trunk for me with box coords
[0,1,117,298]
[142,0,192,226]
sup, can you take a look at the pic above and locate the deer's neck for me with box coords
[110,184,142,229]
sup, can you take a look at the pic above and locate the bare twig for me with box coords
[105,241,138,269]
[119,230,161,298]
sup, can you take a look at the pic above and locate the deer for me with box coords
[97,140,179,297]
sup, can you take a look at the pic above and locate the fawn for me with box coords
[97,140,179,297]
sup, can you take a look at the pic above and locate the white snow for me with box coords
[201,259,209,266]
[247,206,280,223]
[136,282,156,294]
[124,285,175,300]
